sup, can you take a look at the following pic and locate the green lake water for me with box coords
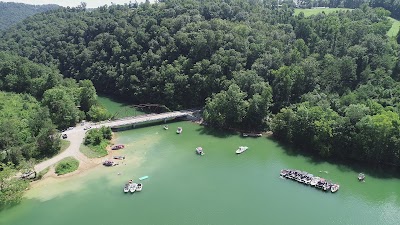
[1,97,400,225]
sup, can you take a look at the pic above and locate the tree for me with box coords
[78,80,97,112]
[42,88,81,129]
[0,163,29,206]
[203,84,248,128]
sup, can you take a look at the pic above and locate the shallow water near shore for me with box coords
[2,98,400,225]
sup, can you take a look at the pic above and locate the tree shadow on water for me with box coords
[196,126,237,138]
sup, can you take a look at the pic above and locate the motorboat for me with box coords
[280,169,289,177]
[103,160,115,167]
[176,127,183,134]
[358,173,365,181]
[196,147,205,155]
[136,183,143,192]
[130,182,138,193]
[164,125,168,130]
[304,174,314,185]
[123,184,130,193]
[113,156,125,160]
[111,144,125,150]
[310,177,320,186]
[236,146,248,154]
[323,183,331,191]
[331,184,340,193]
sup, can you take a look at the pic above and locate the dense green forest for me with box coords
[0,2,59,30]
[0,0,400,171]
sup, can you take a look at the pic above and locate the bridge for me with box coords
[94,110,194,129]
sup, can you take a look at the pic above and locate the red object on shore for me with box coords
[112,144,125,150]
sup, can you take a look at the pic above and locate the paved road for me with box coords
[34,125,89,172]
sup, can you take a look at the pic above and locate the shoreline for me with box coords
[29,131,118,187]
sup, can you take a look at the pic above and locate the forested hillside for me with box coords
[0,0,399,166]
[0,2,59,30]
[0,51,110,165]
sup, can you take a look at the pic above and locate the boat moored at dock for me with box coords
[129,181,138,193]
[123,184,130,193]
[331,184,340,193]
[136,183,143,192]
[280,169,339,193]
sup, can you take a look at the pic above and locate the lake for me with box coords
[1,97,400,225]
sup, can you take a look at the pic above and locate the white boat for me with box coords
[176,127,182,134]
[331,184,340,193]
[196,147,205,155]
[310,177,320,186]
[358,173,365,181]
[236,146,248,154]
[136,183,143,192]
[130,183,138,193]
[123,184,130,193]
[164,125,168,130]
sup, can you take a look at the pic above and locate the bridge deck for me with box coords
[98,111,192,128]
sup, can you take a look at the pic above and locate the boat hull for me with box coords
[136,183,143,192]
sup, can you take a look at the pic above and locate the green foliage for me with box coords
[78,80,97,112]
[0,162,29,206]
[55,157,79,175]
[0,52,100,129]
[0,92,60,165]
[82,127,112,158]
[0,52,63,98]
[204,84,248,128]
[35,167,50,180]
[87,105,112,122]
[60,140,71,153]
[42,88,81,129]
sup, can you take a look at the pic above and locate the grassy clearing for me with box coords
[35,167,50,180]
[294,8,399,37]
[80,127,111,158]
[55,157,79,175]
[387,18,400,37]
[60,139,70,153]
[294,8,351,17]
[80,140,109,158]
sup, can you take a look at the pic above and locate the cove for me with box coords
[1,97,400,225]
